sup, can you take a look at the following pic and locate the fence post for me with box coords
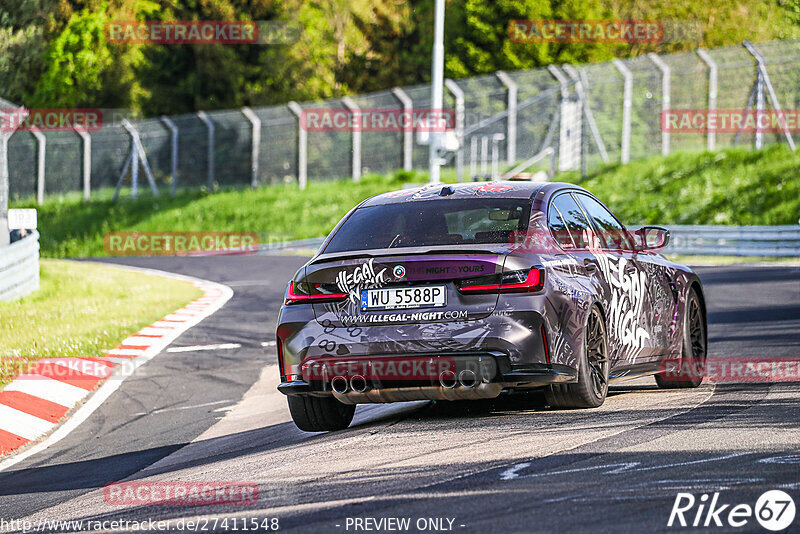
[126,119,159,197]
[548,65,579,172]
[196,111,215,188]
[480,136,489,177]
[647,53,671,156]
[341,97,361,182]
[241,107,261,188]
[444,79,465,182]
[0,132,9,246]
[469,136,477,179]
[30,128,45,205]
[743,40,796,151]
[696,49,718,152]
[547,64,570,99]
[160,116,178,196]
[562,64,610,164]
[495,71,517,166]
[391,88,413,171]
[287,101,307,190]
[115,119,158,200]
[74,127,91,201]
[612,59,633,164]
[491,134,505,180]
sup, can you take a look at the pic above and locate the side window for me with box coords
[550,193,592,249]
[548,204,575,249]
[574,193,632,251]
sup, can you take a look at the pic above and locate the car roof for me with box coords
[361,181,554,207]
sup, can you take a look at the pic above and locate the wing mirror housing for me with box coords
[631,226,670,252]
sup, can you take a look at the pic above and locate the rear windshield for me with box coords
[323,198,532,254]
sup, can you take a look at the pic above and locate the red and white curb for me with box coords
[0,265,233,468]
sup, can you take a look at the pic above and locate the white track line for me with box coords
[0,263,233,473]
[166,343,241,353]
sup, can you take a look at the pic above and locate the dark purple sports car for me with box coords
[276,181,707,431]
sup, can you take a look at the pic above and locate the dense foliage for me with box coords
[0,0,797,114]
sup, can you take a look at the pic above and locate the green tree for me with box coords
[445,0,614,78]
[27,5,140,109]
[0,0,70,105]
[339,0,434,93]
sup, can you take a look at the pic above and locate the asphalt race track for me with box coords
[0,256,798,533]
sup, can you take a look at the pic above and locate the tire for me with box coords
[287,395,356,432]
[546,306,610,409]
[656,287,706,389]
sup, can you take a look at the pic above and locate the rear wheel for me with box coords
[656,288,706,389]
[287,395,355,432]
[546,306,609,409]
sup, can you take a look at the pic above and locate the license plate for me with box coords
[361,286,447,310]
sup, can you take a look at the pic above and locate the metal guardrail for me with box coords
[257,226,800,258]
[652,225,800,257]
[0,230,40,301]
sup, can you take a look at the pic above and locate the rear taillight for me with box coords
[284,281,347,305]
[459,267,544,294]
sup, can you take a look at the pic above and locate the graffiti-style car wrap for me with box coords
[276,182,708,431]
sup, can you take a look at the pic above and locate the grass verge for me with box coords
[0,259,203,388]
[16,171,420,258]
[558,144,800,225]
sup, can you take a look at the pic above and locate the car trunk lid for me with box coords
[305,250,508,326]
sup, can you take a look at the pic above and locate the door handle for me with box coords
[624,264,637,275]
[583,259,597,273]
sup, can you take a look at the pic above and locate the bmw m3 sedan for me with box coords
[276,181,707,431]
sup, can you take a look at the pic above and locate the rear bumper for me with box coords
[278,306,557,377]
[278,354,577,401]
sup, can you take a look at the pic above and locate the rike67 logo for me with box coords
[669,490,796,531]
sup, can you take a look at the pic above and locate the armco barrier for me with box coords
[257,226,800,258]
[0,230,40,301]
[639,225,800,257]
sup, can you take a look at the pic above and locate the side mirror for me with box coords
[631,226,670,252]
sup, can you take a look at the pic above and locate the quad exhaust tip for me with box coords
[439,370,457,389]
[334,370,481,396]
[458,369,478,388]
[331,376,349,394]
[350,375,369,393]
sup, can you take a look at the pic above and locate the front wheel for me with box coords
[546,306,609,409]
[287,395,355,432]
[656,287,706,389]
